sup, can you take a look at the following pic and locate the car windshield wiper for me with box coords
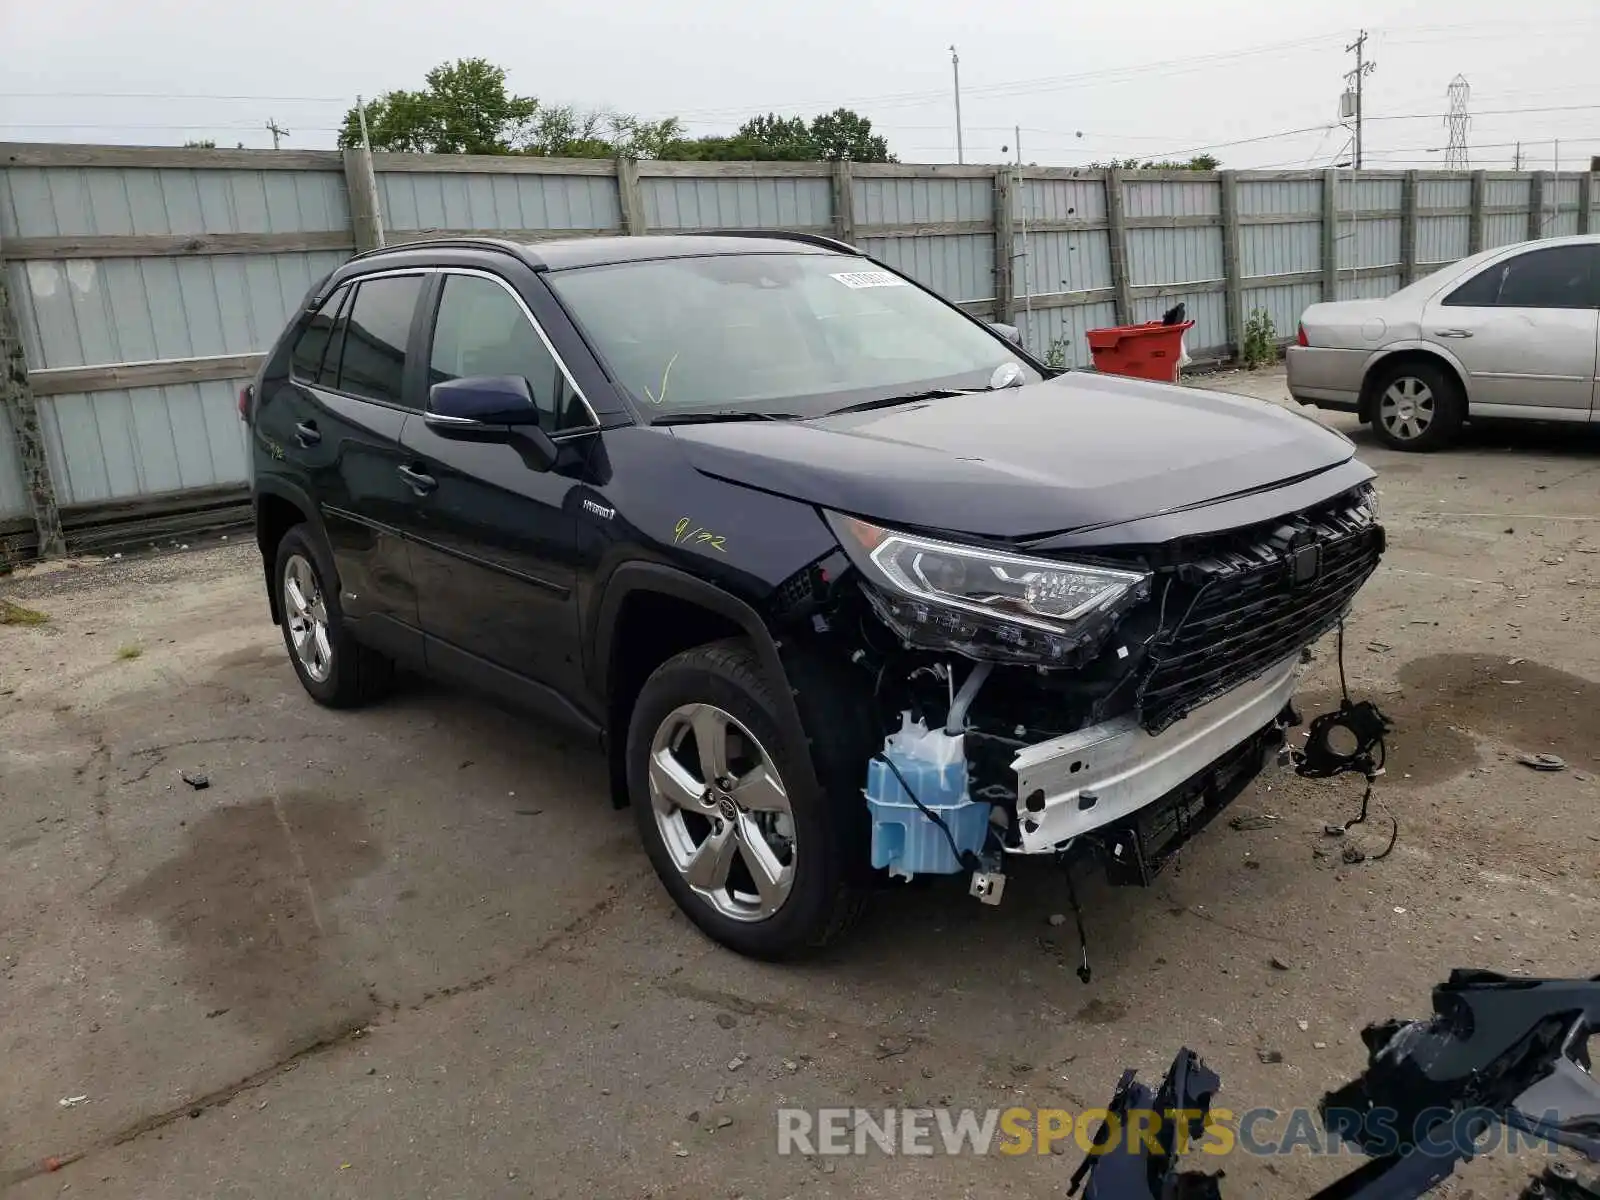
[826,387,974,416]
[652,410,801,426]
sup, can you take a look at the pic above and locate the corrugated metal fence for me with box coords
[1,143,1595,557]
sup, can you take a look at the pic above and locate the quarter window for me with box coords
[290,284,349,385]
[1443,246,1598,309]
[428,274,588,431]
[337,275,425,403]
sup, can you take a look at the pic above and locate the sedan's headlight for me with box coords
[825,511,1151,666]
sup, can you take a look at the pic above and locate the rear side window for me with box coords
[290,284,349,384]
[428,274,590,431]
[337,275,425,403]
[1444,246,1598,309]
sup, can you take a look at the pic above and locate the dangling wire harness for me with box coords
[1294,622,1398,860]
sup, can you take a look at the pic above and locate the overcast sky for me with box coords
[2,0,1595,170]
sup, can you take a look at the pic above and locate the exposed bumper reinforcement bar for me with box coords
[1008,655,1304,855]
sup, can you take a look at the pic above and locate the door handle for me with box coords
[397,464,437,496]
[1433,329,1474,338]
[294,421,321,446]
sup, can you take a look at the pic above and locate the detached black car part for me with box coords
[1071,970,1600,1200]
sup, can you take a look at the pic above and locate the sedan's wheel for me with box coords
[1378,376,1435,443]
[648,703,796,922]
[1369,360,1463,451]
[626,640,870,959]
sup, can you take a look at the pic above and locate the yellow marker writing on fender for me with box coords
[673,517,727,553]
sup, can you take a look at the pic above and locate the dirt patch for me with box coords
[1074,997,1126,1026]
[1308,653,1600,787]
[107,792,384,1050]
[208,644,288,673]
[1395,652,1598,761]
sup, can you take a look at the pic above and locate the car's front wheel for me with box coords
[1370,360,1464,451]
[626,640,869,959]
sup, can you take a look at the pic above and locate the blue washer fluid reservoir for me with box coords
[864,712,992,880]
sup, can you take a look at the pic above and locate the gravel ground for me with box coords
[2,368,1597,1199]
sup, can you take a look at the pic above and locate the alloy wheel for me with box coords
[648,703,796,922]
[282,553,333,683]
[1378,376,1435,441]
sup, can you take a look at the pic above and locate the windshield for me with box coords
[545,252,1040,420]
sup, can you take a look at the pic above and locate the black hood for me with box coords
[669,371,1358,540]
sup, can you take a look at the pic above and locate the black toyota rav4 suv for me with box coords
[246,231,1384,959]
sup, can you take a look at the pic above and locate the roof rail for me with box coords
[697,229,856,254]
[346,235,529,262]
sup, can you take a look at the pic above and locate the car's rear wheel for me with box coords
[274,524,394,707]
[626,640,869,959]
[1370,360,1463,451]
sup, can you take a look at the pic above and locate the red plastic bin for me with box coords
[1085,320,1194,383]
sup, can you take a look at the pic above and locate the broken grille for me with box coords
[1137,490,1383,734]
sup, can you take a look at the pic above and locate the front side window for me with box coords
[428,274,588,431]
[545,252,1037,419]
[1444,246,1598,309]
[337,275,424,404]
[290,284,349,385]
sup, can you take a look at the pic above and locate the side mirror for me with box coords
[427,375,543,427]
[988,321,1022,345]
[425,375,558,470]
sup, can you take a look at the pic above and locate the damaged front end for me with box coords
[780,479,1386,899]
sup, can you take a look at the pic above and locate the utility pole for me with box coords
[950,45,964,164]
[1013,125,1031,327]
[265,118,290,150]
[1444,75,1470,171]
[1344,30,1375,169]
[1513,142,1523,171]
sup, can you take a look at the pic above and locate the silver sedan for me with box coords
[1286,235,1600,450]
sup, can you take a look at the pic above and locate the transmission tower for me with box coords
[1444,75,1471,170]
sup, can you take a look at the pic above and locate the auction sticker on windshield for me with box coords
[831,270,910,289]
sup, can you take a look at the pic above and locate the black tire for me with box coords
[626,639,871,960]
[1369,359,1464,452]
[273,524,394,708]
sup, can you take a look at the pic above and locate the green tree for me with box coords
[659,108,895,162]
[339,58,536,154]
[610,115,688,160]
[1087,154,1219,170]
[809,108,891,162]
[735,113,818,159]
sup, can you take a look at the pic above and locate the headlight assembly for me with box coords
[825,511,1152,666]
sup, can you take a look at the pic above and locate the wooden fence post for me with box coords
[1579,172,1594,236]
[1400,170,1419,285]
[342,146,385,252]
[1528,171,1548,240]
[831,160,855,245]
[1468,170,1486,253]
[992,169,1014,325]
[1104,168,1133,324]
[616,158,647,236]
[1321,169,1340,302]
[0,238,65,558]
[1218,170,1244,360]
